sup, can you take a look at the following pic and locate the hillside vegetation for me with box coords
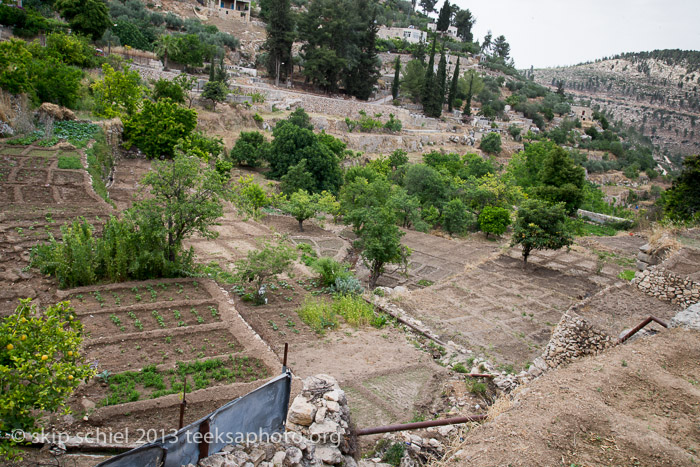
[533,50,700,161]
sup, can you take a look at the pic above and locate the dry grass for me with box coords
[0,89,12,123]
[648,224,681,256]
[486,393,513,422]
[111,46,157,60]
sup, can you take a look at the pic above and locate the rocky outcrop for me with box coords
[670,302,700,331]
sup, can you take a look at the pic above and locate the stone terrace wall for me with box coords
[632,265,700,308]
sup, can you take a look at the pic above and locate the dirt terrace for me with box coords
[0,143,115,316]
[443,327,700,466]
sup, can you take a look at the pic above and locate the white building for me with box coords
[206,0,250,22]
[377,26,427,44]
[427,23,459,41]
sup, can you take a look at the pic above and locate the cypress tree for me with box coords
[463,71,475,116]
[436,46,447,110]
[264,0,295,84]
[436,0,451,33]
[391,56,401,101]
[447,56,460,112]
[421,36,437,112]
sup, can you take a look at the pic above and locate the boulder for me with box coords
[288,397,316,426]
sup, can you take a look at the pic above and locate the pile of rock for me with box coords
[357,427,457,467]
[633,266,700,308]
[636,243,665,270]
[196,374,355,467]
[286,374,354,465]
[541,312,613,368]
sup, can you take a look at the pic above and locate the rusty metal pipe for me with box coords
[619,316,669,344]
[355,415,488,436]
[465,373,495,378]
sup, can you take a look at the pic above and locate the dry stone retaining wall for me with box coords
[632,266,700,308]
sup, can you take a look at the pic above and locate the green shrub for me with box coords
[331,275,363,295]
[478,206,511,237]
[57,155,82,170]
[452,363,468,373]
[123,98,197,159]
[465,377,487,395]
[383,114,402,132]
[382,442,405,467]
[442,199,476,236]
[297,298,337,334]
[31,216,195,289]
[311,257,350,287]
[479,132,502,154]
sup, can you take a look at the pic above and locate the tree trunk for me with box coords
[522,247,530,269]
[298,219,304,232]
[368,262,382,290]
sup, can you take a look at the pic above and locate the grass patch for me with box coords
[85,131,113,206]
[569,218,619,237]
[101,355,269,406]
[298,295,387,334]
[452,362,469,373]
[57,154,82,170]
[618,269,636,281]
[297,297,338,335]
[332,294,375,327]
[465,376,487,396]
[417,279,434,287]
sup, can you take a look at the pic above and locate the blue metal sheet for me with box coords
[95,371,291,467]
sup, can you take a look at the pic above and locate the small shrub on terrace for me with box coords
[311,257,351,287]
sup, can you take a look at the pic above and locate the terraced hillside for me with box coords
[534,54,700,159]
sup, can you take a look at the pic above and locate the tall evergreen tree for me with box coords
[436,46,447,110]
[447,56,459,112]
[453,9,475,42]
[345,0,381,100]
[436,0,452,33]
[493,35,510,60]
[421,36,436,108]
[264,0,295,84]
[391,56,401,101]
[481,30,492,54]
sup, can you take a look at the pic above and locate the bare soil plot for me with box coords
[0,143,114,316]
[445,328,700,466]
[398,254,606,369]
[355,229,504,289]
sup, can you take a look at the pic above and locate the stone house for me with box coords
[206,0,250,21]
[377,26,427,44]
[427,22,460,41]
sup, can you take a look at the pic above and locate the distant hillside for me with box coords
[533,50,700,161]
